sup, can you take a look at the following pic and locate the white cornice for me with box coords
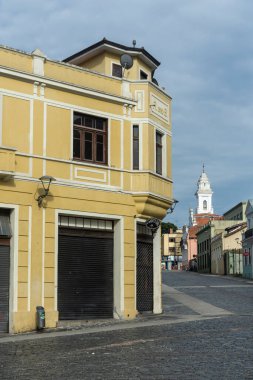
[0,66,137,106]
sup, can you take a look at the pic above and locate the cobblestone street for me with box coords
[1,271,253,380]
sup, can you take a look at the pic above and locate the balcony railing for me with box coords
[245,228,253,239]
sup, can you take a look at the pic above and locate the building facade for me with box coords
[242,200,253,279]
[195,165,213,215]
[162,229,182,270]
[223,223,246,276]
[0,39,174,333]
[197,220,236,273]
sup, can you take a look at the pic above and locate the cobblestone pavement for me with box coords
[0,272,253,380]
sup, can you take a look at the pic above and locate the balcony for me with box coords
[0,146,16,180]
[131,172,173,219]
[244,228,253,239]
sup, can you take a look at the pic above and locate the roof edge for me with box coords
[63,38,160,67]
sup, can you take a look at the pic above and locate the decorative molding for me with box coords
[0,66,137,107]
[150,93,169,122]
[41,208,45,306]
[135,90,145,112]
[31,49,46,76]
[40,83,46,98]
[33,81,39,96]
[74,167,107,183]
[27,206,32,311]
[0,93,2,146]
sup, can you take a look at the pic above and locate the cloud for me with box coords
[0,0,253,226]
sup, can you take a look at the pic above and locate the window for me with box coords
[112,63,122,78]
[156,131,163,175]
[133,125,139,170]
[140,70,148,80]
[73,113,107,164]
[203,200,207,210]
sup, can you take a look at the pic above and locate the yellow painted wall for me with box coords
[2,96,30,152]
[167,135,172,178]
[45,61,122,97]
[123,121,131,170]
[0,76,33,96]
[110,119,121,168]
[80,52,106,73]
[46,105,71,160]
[0,45,173,333]
[0,48,32,73]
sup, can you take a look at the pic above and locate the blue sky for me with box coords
[1,0,252,226]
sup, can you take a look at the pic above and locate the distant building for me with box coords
[223,202,247,221]
[162,229,183,270]
[183,166,221,270]
[198,202,246,274]
[242,200,253,279]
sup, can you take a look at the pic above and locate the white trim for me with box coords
[120,119,123,169]
[0,88,34,101]
[0,93,3,145]
[70,164,73,181]
[135,90,145,112]
[46,98,124,121]
[14,152,173,182]
[131,123,142,171]
[27,206,32,311]
[139,67,149,81]
[0,203,19,333]
[54,209,124,319]
[139,123,143,170]
[108,169,111,186]
[0,66,137,107]
[134,219,137,312]
[0,88,171,137]
[70,109,73,159]
[111,60,122,78]
[108,118,111,167]
[131,118,172,136]
[13,151,173,182]
[29,99,33,176]
[130,123,133,170]
[41,208,45,306]
[150,92,169,123]
[154,128,167,176]
[74,167,107,183]
[162,133,167,177]
[153,225,162,314]
[43,102,47,175]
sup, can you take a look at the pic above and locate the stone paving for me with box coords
[0,272,253,379]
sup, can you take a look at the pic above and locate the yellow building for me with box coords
[162,229,182,270]
[0,38,173,333]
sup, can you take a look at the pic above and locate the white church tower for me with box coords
[195,164,213,214]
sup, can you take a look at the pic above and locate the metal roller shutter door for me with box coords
[58,229,113,319]
[0,245,10,332]
[136,234,153,312]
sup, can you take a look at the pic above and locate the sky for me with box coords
[1,0,253,227]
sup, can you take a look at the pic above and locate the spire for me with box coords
[195,165,214,214]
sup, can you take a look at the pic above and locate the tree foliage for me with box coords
[161,222,178,234]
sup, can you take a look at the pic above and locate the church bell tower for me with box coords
[195,164,213,214]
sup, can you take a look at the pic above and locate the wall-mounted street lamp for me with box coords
[167,199,178,214]
[36,175,56,207]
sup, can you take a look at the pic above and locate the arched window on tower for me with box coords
[203,200,207,210]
